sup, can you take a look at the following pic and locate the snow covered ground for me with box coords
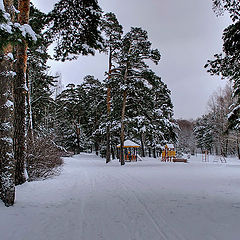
[1,153,240,240]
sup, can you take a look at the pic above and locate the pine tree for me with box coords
[212,0,240,21]
[101,12,123,163]
[149,74,176,156]
[55,84,88,153]
[112,27,161,165]
[194,115,214,153]
[47,0,103,61]
[0,54,15,206]
[81,75,105,155]
[125,70,176,157]
[0,0,15,207]
[14,0,32,185]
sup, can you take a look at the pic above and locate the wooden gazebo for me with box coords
[117,140,140,162]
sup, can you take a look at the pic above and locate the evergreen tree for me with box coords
[193,114,214,152]
[81,75,106,155]
[0,54,15,207]
[47,0,103,61]
[212,0,240,21]
[26,4,55,137]
[14,0,35,185]
[112,27,161,165]
[0,0,15,207]
[101,12,123,163]
[149,74,176,156]
[55,83,89,153]
[125,70,176,157]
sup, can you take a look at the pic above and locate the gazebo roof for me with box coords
[117,140,140,148]
[166,144,174,149]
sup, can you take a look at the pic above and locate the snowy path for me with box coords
[1,154,240,240]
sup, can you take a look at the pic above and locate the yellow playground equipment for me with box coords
[162,144,176,162]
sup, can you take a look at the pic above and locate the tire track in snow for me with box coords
[103,170,169,240]
[115,171,189,240]
[74,157,134,240]
[71,156,187,240]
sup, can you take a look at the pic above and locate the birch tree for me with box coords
[206,0,240,130]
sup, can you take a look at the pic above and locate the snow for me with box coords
[5,100,13,107]
[0,137,12,144]
[1,154,240,240]
[166,143,174,149]
[0,0,4,11]
[227,104,240,119]
[7,71,16,77]
[7,53,14,60]
[14,23,37,42]
[117,139,140,147]
[0,22,12,34]
[82,44,89,51]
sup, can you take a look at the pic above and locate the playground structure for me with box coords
[161,144,176,162]
[117,140,140,162]
[161,144,187,163]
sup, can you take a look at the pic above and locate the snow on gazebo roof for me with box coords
[117,140,140,148]
[166,144,174,149]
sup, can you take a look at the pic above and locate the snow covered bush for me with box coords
[26,136,63,181]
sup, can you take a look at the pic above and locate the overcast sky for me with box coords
[32,0,231,119]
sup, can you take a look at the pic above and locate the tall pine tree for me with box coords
[101,12,123,163]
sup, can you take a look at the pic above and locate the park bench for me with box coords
[172,158,188,163]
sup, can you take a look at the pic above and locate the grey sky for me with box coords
[32,0,231,119]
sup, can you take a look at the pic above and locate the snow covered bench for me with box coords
[172,158,188,163]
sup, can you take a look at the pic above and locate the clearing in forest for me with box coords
[1,154,240,240]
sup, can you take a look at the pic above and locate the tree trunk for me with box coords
[153,147,156,158]
[237,137,240,160]
[224,138,228,157]
[140,133,145,157]
[76,131,80,154]
[148,148,151,157]
[119,63,129,166]
[3,0,15,19]
[120,90,127,165]
[0,54,15,207]
[111,145,115,160]
[14,0,30,185]
[0,0,15,205]
[106,47,112,164]
[95,141,99,156]
[76,118,80,154]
